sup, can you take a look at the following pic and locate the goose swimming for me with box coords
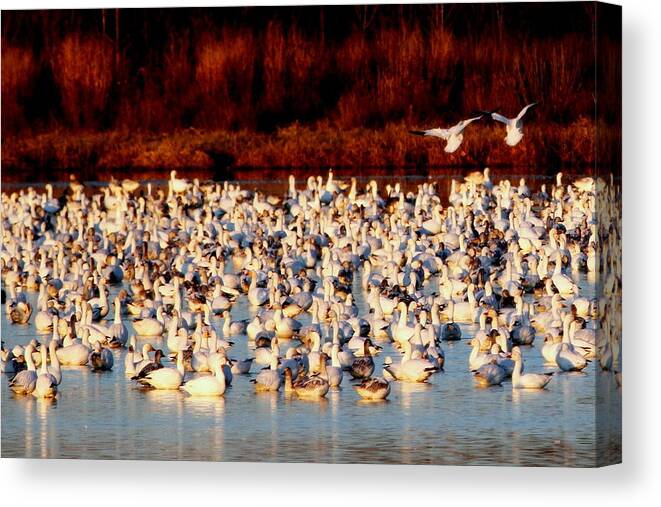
[349,338,376,379]
[8,344,38,395]
[0,166,615,458]
[88,342,114,371]
[32,344,58,398]
[511,347,553,389]
[134,350,184,390]
[181,357,227,397]
[354,377,390,400]
[252,355,282,392]
[385,338,437,383]
[474,360,506,387]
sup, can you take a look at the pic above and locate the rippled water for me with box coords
[1,269,621,466]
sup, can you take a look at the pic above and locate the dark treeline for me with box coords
[2,3,621,136]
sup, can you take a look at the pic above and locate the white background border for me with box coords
[1,0,659,504]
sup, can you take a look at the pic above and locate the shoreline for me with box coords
[1,120,617,183]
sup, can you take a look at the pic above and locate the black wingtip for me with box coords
[409,130,426,136]
[478,108,500,116]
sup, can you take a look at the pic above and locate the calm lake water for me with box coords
[1,173,621,466]
[1,270,620,466]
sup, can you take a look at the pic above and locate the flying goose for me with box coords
[485,103,537,146]
[409,115,483,153]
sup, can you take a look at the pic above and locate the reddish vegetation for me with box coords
[1,6,620,180]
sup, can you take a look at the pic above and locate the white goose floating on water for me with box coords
[32,344,58,398]
[134,350,185,390]
[511,347,553,390]
[8,344,38,395]
[1,167,619,430]
[181,356,227,397]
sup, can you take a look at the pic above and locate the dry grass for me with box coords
[1,45,38,134]
[1,13,619,180]
[3,21,605,134]
[195,29,256,128]
[1,119,605,182]
[49,34,114,128]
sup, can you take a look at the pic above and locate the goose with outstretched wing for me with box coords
[409,115,483,153]
[486,103,538,146]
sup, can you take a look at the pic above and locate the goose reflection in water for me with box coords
[0,169,620,465]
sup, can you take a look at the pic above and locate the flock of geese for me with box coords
[1,167,621,406]
[410,103,538,153]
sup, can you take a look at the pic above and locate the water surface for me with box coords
[1,270,619,466]
[1,173,621,465]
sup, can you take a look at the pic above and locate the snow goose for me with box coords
[424,342,445,371]
[569,319,596,358]
[187,323,211,372]
[8,344,38,395]
[46,340,62,385]
[541,334,563,364]
[323,344,344,388]
[532,294,565,332]
[248,271,269,306]
[443,287,478,323]
[510,303,536,346]
[292,367,329,399]
[35,288,55,331]
[349,338,376,379]
[355,377,390,400]
[9,300,32,324]
[391,301,416,346]
[554,314,589,371]
[273,309,300,339]
[230,357,254,375]
[255,337,279,366]
[181,357,227,397]
[555,343,588,372]
[135,350,184,390]
[385,339,437,383]
[469,337,493,371]
[56,327,91,366]
[124,345,138,377]
[133,347,163,379]
[107,296,129,347]
[221,310,248,337]
[440,320,462,341]
[169,170,190,194]
[32,344,58,398]
[87,278,109,321]
[88,342,114,371]
[409,115,483,153]
[485,103,537,146]
[551,252,578,296]
[305,330,323,374]
[252,355,282,392]
[1,343,23,374]
[511,347,553,389]
[133,306,165,336]
[474,360,506,387]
